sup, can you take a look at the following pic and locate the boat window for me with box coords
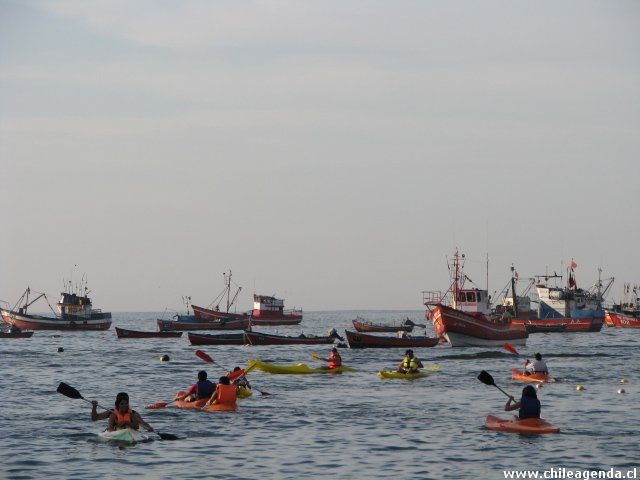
[466,292,475,302]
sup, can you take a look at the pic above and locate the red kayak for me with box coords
[511,369,555,383]
[485,415,560,434]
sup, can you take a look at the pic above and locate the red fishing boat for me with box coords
[423,250,528,347]
[604,283,640,328]
[345,330,439,349]
[115,327,183,339]
[351,317,416,333]
[511,264,613,333]
[249,294,303,326]
[192,270,250,322]
[187,332,246,345]
[244,329,341,346]
[1,281,112,331]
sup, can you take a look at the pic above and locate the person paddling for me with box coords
[229,366,252,390]
[175,370,215,402]
[397,349,423,374]
[317,347,342,369]
[204,376,238,408]
[524,353,549,376]
[107,393,154,432]
[504,385,541,420]
[91,391,128,421]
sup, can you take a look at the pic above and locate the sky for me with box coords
[1,0,639,312]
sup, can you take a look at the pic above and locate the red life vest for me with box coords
[112,408,134,430]
[328,352,342,369]
[216,384,238,405]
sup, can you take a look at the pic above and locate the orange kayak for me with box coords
[511,369,555,383]
[485,415,560,434]
[174,391,208,409]
[202,403,237,412]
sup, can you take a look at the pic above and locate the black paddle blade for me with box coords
[477,370,495,386]
[157,432,179,440]
[57,382,83,399]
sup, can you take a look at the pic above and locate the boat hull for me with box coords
[511,369,555,383]
[244,330,336,345]
[157,317,250,331]
[187,332,246,345]
[604,310,640,328]
[378,371,430,380]
[430,304,528,347]
[345,330,439,349]
[0,331,34,338]
[115,327,183,339]
[352,319,414,333]
[249,315,303,326]
[192,305,249,322]
[512,316,603,333]
[248,359,357,374]
[484,415,560,434]
[2,308,112,331]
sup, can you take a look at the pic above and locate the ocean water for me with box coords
[1,311,637,480]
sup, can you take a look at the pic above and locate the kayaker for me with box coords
[107,393,154,432]
[317,347,342,369]
[397,349,423,374]
[91,391,128,421]
[524,353,549,375]
[175,370,216,402]
[504,385,541,420]
[230,366,252,390]
[205,376,238,408]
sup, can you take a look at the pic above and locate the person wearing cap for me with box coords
[317,347,342,369]
[175,370,215,402]
[397,350,423,374]
[524,353,549,375]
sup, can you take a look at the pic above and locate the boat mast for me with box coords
[452,250,461,309]
[225,270,232,312]
[511,265,518,316]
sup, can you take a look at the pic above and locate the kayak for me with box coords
[248,359,357,374]
[238,386,252,398]
[174,391,209,409]
[202,403,238,412]
[485,415,560,434]
[99,428,150,443]
[378,370,431,380]
[511,369,556,383]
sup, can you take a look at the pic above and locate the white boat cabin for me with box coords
[452,289,492,316]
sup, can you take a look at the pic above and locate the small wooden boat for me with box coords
[345,330,440,349]
[187,332,246,345]
[351,317,415,333]
[0,330,34,338]
[115,327,183,339]
[244,330,341,346]
[157,316,250,331]
[524,322,567,333]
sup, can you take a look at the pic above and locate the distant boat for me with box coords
[1,281,112,331]
[351,317,415,333]
[345,330,439,349]
[604,283,640,328]
[157,316,250,331]
[512,265,613,333]
[187,332,246,345]
[423,250,528,347]
[0,330,34,338]
[244,329,341,346]
[192,270,250,322]
[115,327,183,339]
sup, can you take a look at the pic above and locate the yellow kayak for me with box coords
[378,371,431,380]
[248,359,357,374]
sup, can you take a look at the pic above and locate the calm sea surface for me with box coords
[1,311,637,480]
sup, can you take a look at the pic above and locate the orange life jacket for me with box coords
[328,352,342,369]
[113,408,134,430]
[215,383,238,405]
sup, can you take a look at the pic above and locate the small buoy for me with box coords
[617,388,626,394]
[576,385,585,391]
[620,378,629,384]
[535,383,543,389]
[57,347,64,353]
[160,354,170,362]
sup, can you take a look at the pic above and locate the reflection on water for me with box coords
[0,311,637,479]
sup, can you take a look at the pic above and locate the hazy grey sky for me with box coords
[1,0,639,311]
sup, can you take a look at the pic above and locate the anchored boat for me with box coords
[604,283,640,328]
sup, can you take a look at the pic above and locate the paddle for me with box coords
[477,370,513,399]
[503,342,520,356]
[56,382,178,440]
[195,350,271,396]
